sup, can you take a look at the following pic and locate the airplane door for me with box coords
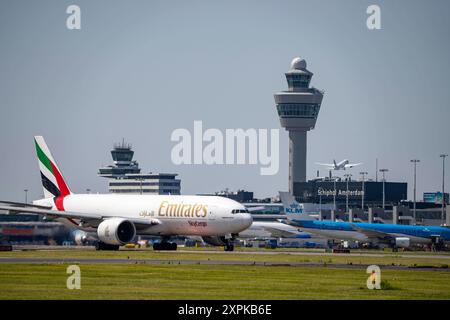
[208,205,217,220]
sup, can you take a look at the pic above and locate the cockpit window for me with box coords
[231,209,249,214]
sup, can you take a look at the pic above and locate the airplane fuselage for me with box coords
[289,220,450,245]
[34,194,253,237]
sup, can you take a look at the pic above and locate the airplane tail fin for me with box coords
[34,136,72,199]
[279,192,316,220]
[333,159,337,167]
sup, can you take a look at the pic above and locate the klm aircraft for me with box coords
[279,192,450,248]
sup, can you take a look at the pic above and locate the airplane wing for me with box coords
[251,214,287,220]
[0,202,160,230]
[315,162,334,167]
[349,224,393,243]
[344,162,362,169]
[245,206,266,212]
[260,226,298,238]
[0,200,53,210]
[280,219,304,228]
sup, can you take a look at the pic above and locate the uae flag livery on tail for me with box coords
[34,136,71,210]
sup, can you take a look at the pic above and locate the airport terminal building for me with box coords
[293,179,408,209]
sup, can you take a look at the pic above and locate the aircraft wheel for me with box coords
[95,242,120,251]
[153,242,177,250]
[224,243,234,252]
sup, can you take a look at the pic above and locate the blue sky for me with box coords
[1,0,449,201]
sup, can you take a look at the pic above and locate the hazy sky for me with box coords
[1,0,449,202]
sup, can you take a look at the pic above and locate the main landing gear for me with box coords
[153,237,178,251]
[95,241,120,251]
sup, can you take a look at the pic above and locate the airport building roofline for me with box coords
[122,173,178,177]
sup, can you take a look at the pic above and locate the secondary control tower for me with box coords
[274,57,324,193]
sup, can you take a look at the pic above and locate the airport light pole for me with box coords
[376,158,378,182]
[333,176,337,212]
[344,174,352,213]
[379,169,389,210]
[24,189,28,204]
[360,172,368,211]
[318,187,323,220]
[410,159,420,223]
[440,154,448,224]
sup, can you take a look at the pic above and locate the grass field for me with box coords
[1,248,450,268]
[1,248,450,299]
[1,263,450,299]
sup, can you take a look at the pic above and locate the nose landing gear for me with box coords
[223,234,238,251]
[224,242,234,251]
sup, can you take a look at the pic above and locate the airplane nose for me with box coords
[242,213,253,229]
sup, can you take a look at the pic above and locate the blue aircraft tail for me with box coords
[279,192,316,221]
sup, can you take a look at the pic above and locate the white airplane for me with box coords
[0,136,252,251]
[315,159,362,171]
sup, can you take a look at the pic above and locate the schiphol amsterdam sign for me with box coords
[318,189,365,197]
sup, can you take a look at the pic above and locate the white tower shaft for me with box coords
[289,131,307,191]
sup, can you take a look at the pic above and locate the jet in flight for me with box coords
[315,159,362,171]
[0,136,252,251]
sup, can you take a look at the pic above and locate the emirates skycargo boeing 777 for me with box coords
[0,136,252,251]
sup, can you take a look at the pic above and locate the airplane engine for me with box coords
[73,230,88,245]
[97,218,136,245]
[395,237,410,248]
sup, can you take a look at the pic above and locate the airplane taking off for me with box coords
[315,159,362,171]
[0,136,252,251]
[279,192,450,249]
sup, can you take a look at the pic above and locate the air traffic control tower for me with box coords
[274,57,324,193]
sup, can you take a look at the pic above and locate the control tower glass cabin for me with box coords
[98,140,140,178]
